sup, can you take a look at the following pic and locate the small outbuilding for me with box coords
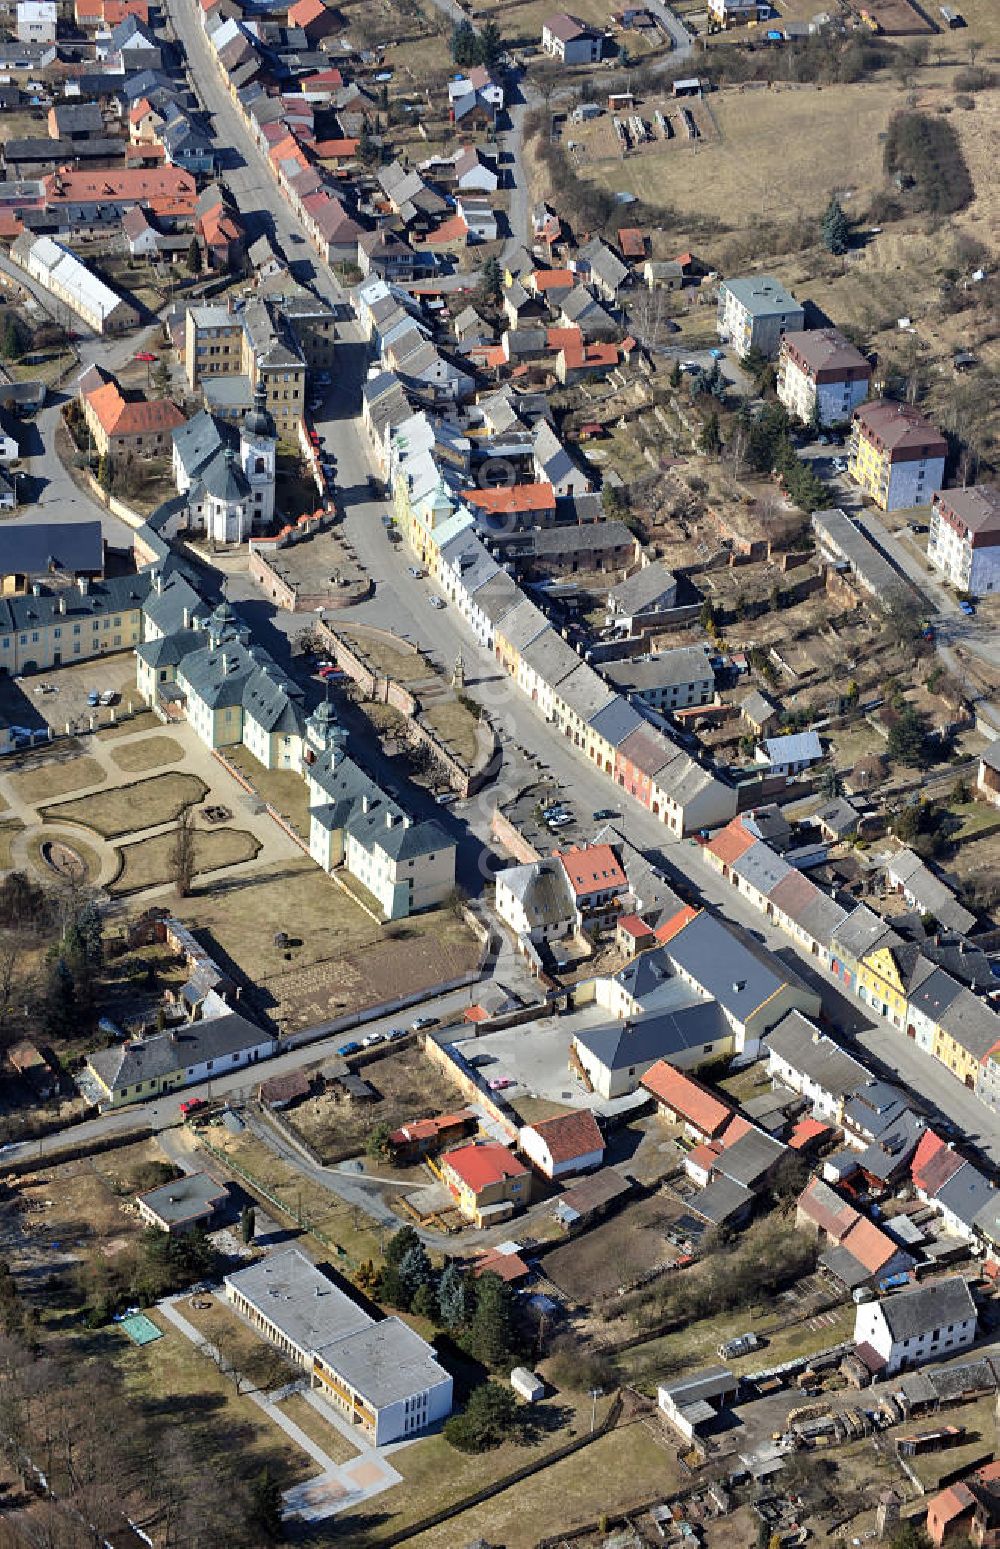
[511,1366,545,1403]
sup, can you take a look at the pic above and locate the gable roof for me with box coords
[557,842,627,898]
[640,1060,732,1137]
[521,1110,604,1165]
[877,1276,976,1343]
[442,1141,528,1192]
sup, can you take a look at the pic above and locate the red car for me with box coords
[134,351,157,362]
[317,664,344,679]
[179,1098,207,1117]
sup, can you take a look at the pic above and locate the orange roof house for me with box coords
[641,1061,733,1140]
[703,818,760,869]
[927,1463,1000,1547]
[556,843,628,905]
[82,376,185,458]
[617,227,646,259]
[440,1142,530,1227]
[527,267,575,294]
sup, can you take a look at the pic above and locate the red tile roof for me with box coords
[797,1176,858,1241]
[840,1215,897,1275]
[640,1061,732,1139]
[44,167,195,205]
[472,1248,529,1282]
[442,1141,528,1193]
[788,1116,831,1150]
[653,904,699,945]
[719,1114,752,1147]
[461,482,556,514]
[546,325,583,353]
[686,1140,721,1174]
[389,1109,475,1145]
[617,226,646,258]
[705,819,759,867]
[557,842,627,899]
[618,913,654,940]
[85,380,185,438]
[915,1142,966,1197]
[910,1127,946,1188]
[523,1109,604,1166]
[529,267,574,291]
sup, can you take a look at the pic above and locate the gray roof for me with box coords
[556,661,616,723]
[660,1367,737,1406]
[519,628,581,689]
[473,571,521,626]
[877,1276,977,1343]
[497,597,548,653]
[715,1127,786,1189]
[937,987,1000,1061]
[765,1012,869,1099]
[607,560,678,616]
[741,689,778,725]
[935,1163,996,1229]
[500,858,574,927]
[606,646,713,696]
[575,1000,731,1073]
[721,275,802,318]
[224,1248,372,1350]
[316,1315,449,1406]
[0,520,102,577]
[831,904,897,962]
[528,519,635,558]
[692,1175,754,1226]
[88,1011,273,1095]
[663,911,798,1023]
[760,730,823,766]
[137,1170,227,1225]
[731,842,792,897]
[906,966,964,1023]
[588,696,645,746]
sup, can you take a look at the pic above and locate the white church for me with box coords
[170,384,276,544]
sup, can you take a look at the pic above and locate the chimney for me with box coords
[183,606,191,628]
[57,595,66,614]
[31,581,42,597]
[362,794,371,813]
[77,574,89,595]
[733,980,745,994]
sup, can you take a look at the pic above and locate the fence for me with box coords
[3,1124,154,1176]
[422,1035,520,1143]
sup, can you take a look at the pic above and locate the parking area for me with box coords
[449,1004,617,1114]
[494,779,624,858]
[0,653,143,736]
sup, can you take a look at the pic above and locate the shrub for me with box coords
[883,111,973,214]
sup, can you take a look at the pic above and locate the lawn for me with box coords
[888,1395,997,1491]
[541,1194,688,1305]
[110,734,185,774]
[337,625,429,685]
[180,1292,299,1393]
[0,819,24,869]
[615,1299,853,1391]
[116,1313,317,1491]
[578,82,892,225]
[110,825,262,896]
[288,1045,464,1164]
[8,755,106,805]
[200,1125,385,1267]
[422,700,480,768]
[951,802,1000,843]
[223,746,312,835]
[42,772,208,838]
[276,1392,361,1465]
[346,1411,678,1549]
[96,710,160,740]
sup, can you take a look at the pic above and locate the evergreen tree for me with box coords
[384,1225,420,1268]
[151,355,171,397]
[44,957,76,1037]
[248,1468,283,1541]
[479,18,503,67]
[186,237,203,275]
[450,18,478,65]
[702,359,726,401]
[444,1382,521,1452]
[412,1280,438,1321]
[476,254,503,309]
[378,1262,409,1309]
[699,411,722,455]
[669,359,682,389]
[398,1242,433,1300]
[468,1271,514,1366]
[821,197,850,255]
[438,1261,472,1329]
[358,125,378,167]
[0,316,21,361]
[241,1206,256,1244]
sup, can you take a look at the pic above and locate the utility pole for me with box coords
[589,1387,602,1433]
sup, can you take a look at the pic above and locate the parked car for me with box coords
[407,566,424,578]
[87,689,100,706]
[99,690,118,706]
[593,808,619,820]
[361,1032,384,1047]
[386,1027,407,1041]
[489,1076,515,1091]
[709,347,725,360]
[959,599,976,616]
[410,1015,438,1032]
[548,813,574,829]
[179,1098,207,1117]
[429,596,446,609]
[337,1040,361,1056]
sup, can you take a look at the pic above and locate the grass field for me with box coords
[110,826,262,895]
[391,1418,681,1549]
[337,625,429,685]
[117,1312,316,1491]
[42,772,208,838]
[8,755,106,804]
[96,711,160,740]
[223,746,311,834]
[276,1392,362,1465]
[615,1301,853,1390]
[422,700,480,767]
[24,829,101,882]
[110,734,185,773]
[579,82,892,224]
[180,1292,298,1393]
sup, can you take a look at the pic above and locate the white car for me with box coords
[429,596,446,610]
[407,566,424,578]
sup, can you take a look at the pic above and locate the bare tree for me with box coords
[170,808,196,899]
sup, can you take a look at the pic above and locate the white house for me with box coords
[518,1110,605,1180]
[541,11,604,61]
[494,858,576,946]
[852,1277,977,1375]
[777,329,872,429]
[716,276,804,360]
[927,485,1000,597]
[16,0,57,42]
[755,730,823,776]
